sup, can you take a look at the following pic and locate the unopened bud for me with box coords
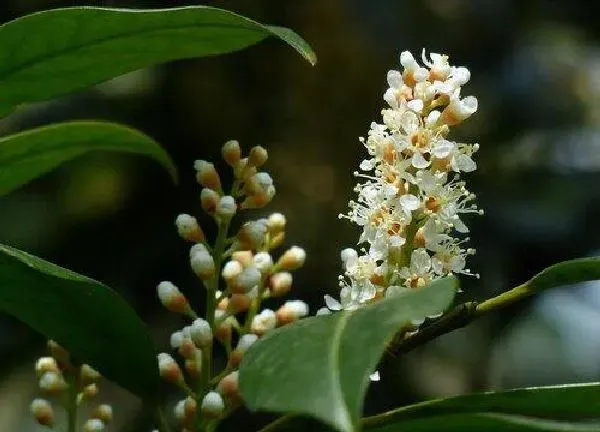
[234,158,257,181]
[190,318,213,348]
[222,260,244,284]
[277,246,306,270]
[441,95,478,125]
[231,250,253,267]
[175,214,205,243]
[247,146,268,168]
[214,311,234,343]
[157,281,194,316]
[184,396,197,419]
[253,252,273,274]
[250,309,276,336]
[30,399,54,427]
[230,334,258,367]
[185,355,202,379]
[190,250,216,280]
[92,404,113,423]
[269,272,293,297]
[174,399,186,422]
[217,371,241,404]
[269,231,285,249]
[81,364,101,383]
[228,293,251,313]
[39,371,67,393]
[177,335,196,359]
[276,300,309,325]
[194,160,221,191]
[84,419,105,432]
[47,340,69,367]
[240,185,276,209]
[200,188,220,215]
[201,391,225,419]
[35,357,59,378]
[237,220,267,250]
[232,266,261,294]
[82,383,99,399]
[267,213,286,234]
[170,331,184,349]
[222,140,241,166]
[157,353,184,385]
[216,195,237,219]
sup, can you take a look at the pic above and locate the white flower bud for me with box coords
[84,419,105,432]
[157,281,193,316]
[236,334,258,353]
[194,160,221,190]
[190,250,216,280]
[276,300,309,325]
[189,243,209,258]
[190,318,213,348]
[157,353,183,384]
[269,271,292,297]
[222,260,244,283]
[237,220,267,250]
[232,250,253,267]
[92,404,113,423]
[340,248,358,266]
[276,246,306,270]
[222,140,241,166]
[216,370,239,399]
[267,212,286,233]
[81,383,99,399]
[175,214,205,243]
[30,398,54,427]
[200,188,220,215]
[80,364,101,383]
[35,357,58,378]
[250,309,276,336]
[253,252,273,274]
[247,146,268,168]
[232,266,261,294]
[216,195,237,219]
[316,307,332,316]
[170,330,185,349]
[39,371,67,393]
[174,399,186,422]
[201,391,225,419]
[184,396,197,419]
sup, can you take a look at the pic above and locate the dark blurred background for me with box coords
[2,0,600,430]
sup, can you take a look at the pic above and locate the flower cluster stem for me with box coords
[66,365,80,432]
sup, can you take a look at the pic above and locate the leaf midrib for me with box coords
[331,311,354,432]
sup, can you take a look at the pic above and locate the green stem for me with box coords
[66,366,80,432]
[155,403,173,432]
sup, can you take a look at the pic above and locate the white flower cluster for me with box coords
[324,50,482,312]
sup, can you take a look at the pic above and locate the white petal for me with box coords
[453,216,469,233]
[370,371,381,382]
[412,152,431,169]
[452,153,477,172]
[359,158,376,171]
[432,139,455,158]
[407,99,424,113]
[411,249,431,273]
[386,70,403,89]
[450,255,466,272]
[389,235,406,247]
[324,295,342,311]
[400,194,421,211]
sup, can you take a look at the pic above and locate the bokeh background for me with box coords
[2,0,600,430]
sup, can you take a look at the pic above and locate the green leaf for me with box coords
[362,383,600,432]
[239,278,457,432]
[0,121,176,195]
[0,244,159,399]
[0,6,316,116]
[527,258,600,292]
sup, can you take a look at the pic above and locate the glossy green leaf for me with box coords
[239,278,457,432]
[0,6,316,116]
[0,121,176,195]
[527,258,600,292]
[0,244,158,399]
[362,383,600,432]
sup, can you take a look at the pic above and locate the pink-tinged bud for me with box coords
[178,336,196,359]
[157,353,184,385]
[157,281,194,316]
[39,371,67,393]
[82,383,99,399]
[216,195,237,219]
[240,185,276,209]
[200,188,220,215]
[229,334,258,367]
[84,418,105,431]
[269,272,293,297]
[47,340,69,368]
[30,398,54,427]
[276,300,309,325]
[170,330,184,349]
[217,296,229,311]
[184,396,197,419]
[184,355,202,379]
[250,309,276,336]
[267,213,286,234]
[190,318,213,348]
[234,158,257,181]
[217,371,241,405]
[228,293,251,313]
[247,146,268,168]
[194,160,221,191]
[236,220,267,250]
[222,260,244,284]
[35,357,59,378]
[214,311,233,343]
[253,252,273,274]
[231,250,253,267]
[222,140,241,167]
[277,246,306,270]
[92,404,113,423]
[441,95,478,125]
[175,214,205,243]
[201,391,225,419]
[190,250,216,280]
[80,364,101,383]
[231,266,261,294]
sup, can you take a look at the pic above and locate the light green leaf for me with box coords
[239,278,457,432]
[362,383,600,432]
[0,121,176,195]
[527,258,600,292]
[0,244,158,399]
[0,6,316,116]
